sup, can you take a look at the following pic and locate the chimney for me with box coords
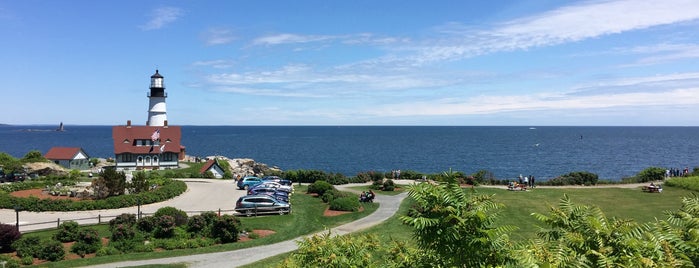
[164,120,168,128]
[127,120,131,128]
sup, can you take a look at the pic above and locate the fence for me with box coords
[14,208,240,233]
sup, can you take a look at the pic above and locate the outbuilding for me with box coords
[45,147,91,170]
[200,159,226,178]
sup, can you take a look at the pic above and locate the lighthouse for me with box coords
[147,69,167,126]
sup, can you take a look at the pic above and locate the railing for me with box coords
[14,208,240,233]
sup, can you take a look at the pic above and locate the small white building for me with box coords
[45,147,91,170]
[200,159,225,179]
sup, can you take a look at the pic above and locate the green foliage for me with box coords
[0,255,20,268]
[665,176,699,191]
[38,239,65,262]
[0,179,186,211]
[0,223,21,252]
[307,180,334,196]
[22,150,47,163]
[280,232,378,268]
[547,171,599,185]
[329,196,360,212]
[54,221,80,242]
[154,206,189,226]
[663,194,699,265]
[110,223,136,242]
[12,236,40,258]
[382,179,395,191]
[400,170,517,267]
[0,152,22,173]
[71,228,102,257]
[211,214,241,243]
[637,167,666,183]
[129,171,150,194]
[109,213,137,230]
[136,216,157,235]
[385,240,447,268]
[283,169,332,184]
[525,194,691,267]
[153,215,177,238]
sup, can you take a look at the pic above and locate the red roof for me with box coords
[45,147,85,160]
[199,159,218,174]
[112,125,182,155]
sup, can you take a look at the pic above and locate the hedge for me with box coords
[0,179,187,212]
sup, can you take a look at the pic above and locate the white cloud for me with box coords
[202,27,236,46]
[140,7,183,30]
[191,60,234,69]
[252,34,334,46]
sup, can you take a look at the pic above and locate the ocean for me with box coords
[0,125,697,181]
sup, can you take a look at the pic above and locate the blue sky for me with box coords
[2,0,699,126]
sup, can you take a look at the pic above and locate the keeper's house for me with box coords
[112,120,185,171]
[45,147,91,170]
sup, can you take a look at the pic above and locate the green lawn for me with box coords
[242,184,698,267]
[18,185,379,268]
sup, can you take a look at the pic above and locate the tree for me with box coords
[279,232,378,268]
[525,194,691,267]
[21,150,46,163]
[399,169,518,267]
[93,168,126,198]
[129,171,150,194]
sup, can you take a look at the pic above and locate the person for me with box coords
[367,190,375,202]
[530,175,535,188]
[360,191,367,202]
[523,176,529,187]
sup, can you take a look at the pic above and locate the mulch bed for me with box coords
[10,188,84,201]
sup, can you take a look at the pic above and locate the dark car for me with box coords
[262,176,292,186]
[248,187,290,202]
[3,172,26,182]
[236,176,263,190]
[235,195,291,216]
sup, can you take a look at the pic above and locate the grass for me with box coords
[17,185,379,268]
[242,183,699,267]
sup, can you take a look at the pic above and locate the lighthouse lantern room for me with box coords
[147,69,168,126]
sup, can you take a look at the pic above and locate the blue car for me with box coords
[236,176,263,190]
[248,188,289,202]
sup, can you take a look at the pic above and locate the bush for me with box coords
[154,215,177,238]
[330,196,361,212]
[638,167,666,183]
[110,213,137,230]
[321,189,351,203]
[12,236,40,258]
[370,179,384,190]
[111,223,136,242]
[137,216,157,235]
[0,255,20,268]
[54,221,80,242]
[154,206,188,226]
[0,224,21,252]
[211,214,241,243]
[38,239,65,262]
[307,180,334,196]
[383,179,395,191]
[546,171,598,186]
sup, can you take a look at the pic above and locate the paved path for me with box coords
[82,183,408,268]
[0,179,248,232]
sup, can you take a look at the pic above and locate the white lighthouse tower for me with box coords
[147,69,167,126]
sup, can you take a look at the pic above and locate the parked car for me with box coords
[262,176,292,186]
[3,172,26,183]
[248,187,290,202]
[235,195,291,216]
[236,176,263,190]
[249,181,293,193]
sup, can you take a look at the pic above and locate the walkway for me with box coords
[82,183,408,267]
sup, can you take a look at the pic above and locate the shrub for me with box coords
[638,167,666,183]
[211,214,241,243]
[95,246,122,257]
[547,171,598,185]
[111,224,136,242]
[137,216,157,235]
[54,221,80,242]
[370,179,384,190]
[307,180,334,196]
[0,224,21,252]
[38,239,65,262]
[154,206,188,226]
[383,179,395,191]
[110,213,137,230]
[330,196,361,212]
[0,255,20,268]
[12,236,40,258]
[154,215,177,238]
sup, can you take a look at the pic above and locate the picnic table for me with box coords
[642,185,662,193]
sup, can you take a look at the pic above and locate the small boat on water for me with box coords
[56,122,65,132]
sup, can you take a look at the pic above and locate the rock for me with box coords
[200,155,282,178]
[23,162,68,176]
